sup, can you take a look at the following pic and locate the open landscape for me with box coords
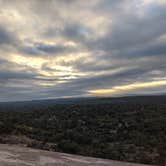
[0,0,166,165]
[0,95,165,165]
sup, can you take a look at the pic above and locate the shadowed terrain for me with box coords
[0,95,165,165]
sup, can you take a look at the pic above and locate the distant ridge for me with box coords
[0,94,166,104]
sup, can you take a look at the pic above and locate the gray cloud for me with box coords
[94,4,166,51]
[0,71,35,80]
[35,42,74,54]
[0,0,165,101]
[0,25,17,45]
[120,41,166,58]
[43,21,92,46]
[20,42,78,56]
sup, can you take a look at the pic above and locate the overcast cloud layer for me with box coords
[0,0,165,101]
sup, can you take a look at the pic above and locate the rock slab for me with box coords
[0,144,153,166]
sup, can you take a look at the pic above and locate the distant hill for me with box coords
[0,94,166,107]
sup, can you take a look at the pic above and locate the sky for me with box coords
[0,0,166,101]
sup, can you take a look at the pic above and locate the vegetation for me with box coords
[0,95,165,165]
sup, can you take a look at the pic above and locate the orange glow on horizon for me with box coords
[89,80,166,95]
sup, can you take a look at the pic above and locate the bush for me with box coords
[57,140,80,154]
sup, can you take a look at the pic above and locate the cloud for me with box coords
[121,41,166,58]
[20,42,77,56]
[0,70,35,80]
[0,25,18,45]
[43,21,92,47]
[94,2,166,51]
[89,80,166,96]
[0,0,165,101]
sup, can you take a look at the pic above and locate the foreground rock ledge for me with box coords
[0,144,152,166]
